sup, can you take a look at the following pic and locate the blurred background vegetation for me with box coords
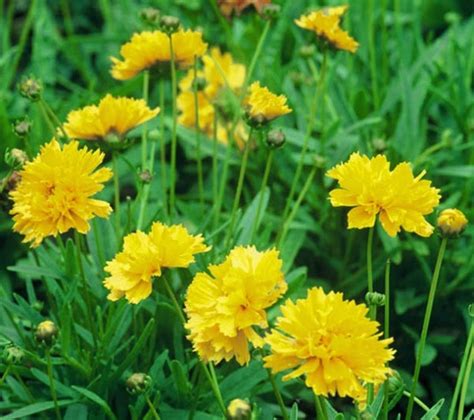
[1,0,473,418]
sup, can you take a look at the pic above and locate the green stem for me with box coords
[112,153,121,238]
[402,390,434,415]
[0,364,11,387]
[74,232,97,348]
[200,362,228,418]
[224,128,253,250]
[449,316,474,420]
[37,100,57,138]
[214,129,233,231]
[46,348,61,420]
[314,394,328,420]
[277,165,317,247]
[280,51,328,229]
[141,71,150,172]
[383,259,391,420]
[457,344,473,420]
[159,79,168,221]
[368,0,379,109]
[267,368,289,420]
[212,112,218,227]
[366,227,375,406]
[169,35,178,219]
[92,220,106,273]
[41,98,69,140]
[244,20,271,89]
[162,276,186,325]
[193,56,204,210]
[405,237,448,420]
[145,395,160,420]
[250,149,273,242]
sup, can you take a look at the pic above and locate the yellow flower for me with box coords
[264,287,394,402]
[104,222,210,304]
[437,208,468,237]
[295,6,359,53]
[10,140,112,247]
[245,82,291,124]
[64,94,160,141]
[185,246,287,365]
[326,153,441,237]
[177,48,246,147]
[111,30,208,80]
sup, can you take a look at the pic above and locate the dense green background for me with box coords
[0,0,473,418]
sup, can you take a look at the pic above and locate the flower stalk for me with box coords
[169,35,178,219]
[193,55,204,210]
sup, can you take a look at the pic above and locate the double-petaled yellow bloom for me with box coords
[185,246,287,365]
[245,82,292,124]
[437,208,468,237]
[111,30,208,80]
[177,47,247,147]
[264,287,394,404]
[104,222,210,304]
[64,94,160,141]
[295,5,358,53]
[327,153,441,237]
[10,140,112,247]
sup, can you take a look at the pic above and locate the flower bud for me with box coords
[262,4,280,20]
[12,117,32,138]
[312,154,326,169]
[18,76,42,102]
[139,169,153,184]
[386,370,404,398]
[5,148,28,168]
[437,208,468,237]
[104,132,121,144]
[299,44,316,58]
[160,15,181,35]
[266,129,286,149]
[3,344,25,365]
[140,7,161,28]
[227,399,251,420]
[126,372,152,395]
[35,320,58,347]
[148,129,160,142]
[365,292,386,307]
[372,137,387,152]
[2,171,22,193]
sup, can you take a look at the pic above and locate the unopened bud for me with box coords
[149,129,160,142]
[312,154,326,168]
[3,344,25,364]
[299,44,316,58]
[160,15,180,34]
[262,4,280,20]
[468,304,474,318]
[227,399,251,420]
[437,208,468,238]
[140,7,161,28]
[372,137,387,152]
[139,169,153,183]
[266,129,286,149]
[387,370,404,397]
[2,171,22,192]
[5,148,28,168]
[365,292,386,307]
[12,118,32,138]
[104,132,121,144]
[35,320,58,346]
[126,372,152,395]
[18,76,42,102]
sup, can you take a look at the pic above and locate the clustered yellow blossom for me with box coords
[264,287,394,404]
[185,246,287,365]
[10,140,112,247]
[111,30,208,80]
[327,153,441,237]
[245,82,292,124]
[104,222,210,304]
[64,94,160,141]
[295,5,358,53]
[177,47,247,147]
[437,208,468,237]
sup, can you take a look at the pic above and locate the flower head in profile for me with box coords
[326,153,441,237]
[264,287,394,403]
[111,30,208,80]
[178,47,247,147]
[104,222,210,304]
[437,208,468,237]
[185,246,287,365]
[245,82,291,125]
[295,5,358,53]
[64,94,159,141]
[10,140,112,247]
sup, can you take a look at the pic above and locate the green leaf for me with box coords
[220,360,267,401]
[420,398,444,419]
[169,359,191,401]
[289,402,298,420]
[415,342,438,366]
[2,400,76,419]
[64,403,88,420]
[236,188,270,245]
[30,368,78,398]
[71,386,117,420]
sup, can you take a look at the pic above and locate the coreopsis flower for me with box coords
[103,222,210,304]
[177,48,247,147]
[326,153,441,237]
[111,30,208,80]
[185,246,287,365]
[295,5,359,53]
[245,82,291,125]
[10,140,112,247]
[64,94,160,141]
[437,208,468,237]
[264,287,394,403]
[227,399,252,420]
